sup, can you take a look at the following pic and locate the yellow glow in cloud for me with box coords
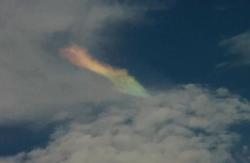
[61,45,149,97]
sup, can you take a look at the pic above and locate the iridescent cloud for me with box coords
[61,45,149,97]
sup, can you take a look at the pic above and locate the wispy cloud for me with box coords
[219,31,250,67]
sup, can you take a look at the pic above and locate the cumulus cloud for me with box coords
[1,85,250,163]
[0,0,142,125]
[219,31,250,66]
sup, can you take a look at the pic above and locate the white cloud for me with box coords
[0,84,249,163]
[220,31,250,66]
[0,0,141,125]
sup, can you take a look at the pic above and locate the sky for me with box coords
[0,0,250,163]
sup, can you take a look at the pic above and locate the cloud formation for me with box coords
[1,85,250,163]
[220,31,250,66]
[0,0,140,125]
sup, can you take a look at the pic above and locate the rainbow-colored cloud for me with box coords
[61,45,149,97]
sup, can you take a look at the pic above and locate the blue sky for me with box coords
[99,0,250,97]
[0,0,250,163]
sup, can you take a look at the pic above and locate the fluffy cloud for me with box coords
[220,31,250,66]
[0,0,141,125]
[1,85,250,163]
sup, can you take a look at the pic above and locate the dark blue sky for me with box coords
[97,0,250,97]
[94,2,250,160]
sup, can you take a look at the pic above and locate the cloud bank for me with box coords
[1,85,250,163]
